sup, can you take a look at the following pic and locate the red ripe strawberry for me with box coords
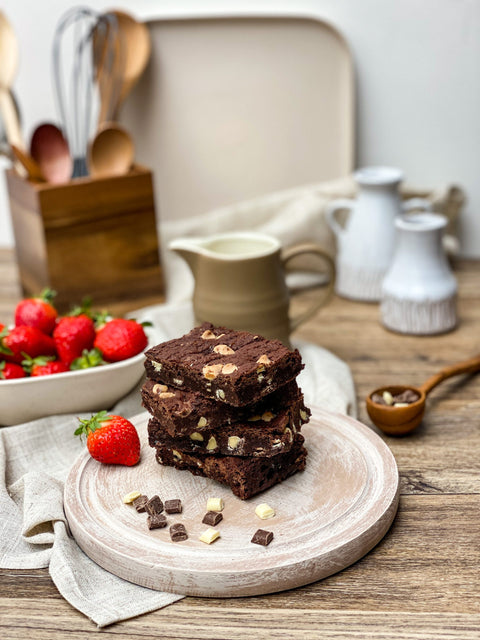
[94,318,148,362]
[0,325,56,364]
[74,411,141,466]
[14,289,58,335]
[22,355,69,377]
[53,314,96,366]
[0,361,26,379]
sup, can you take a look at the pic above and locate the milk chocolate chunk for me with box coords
[165,499,182,514]
[133,495,148,513]
[145,495,163,515]
[144,322,303,406]
[202,511,223,526]
[170,523,188,541]
[251,529,273,546]
[147,513,167,530]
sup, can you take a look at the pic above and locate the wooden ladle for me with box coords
[366,354,480,436]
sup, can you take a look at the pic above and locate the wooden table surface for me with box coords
[1,248,479,640]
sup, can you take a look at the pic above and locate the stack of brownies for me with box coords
[141,322,310,499]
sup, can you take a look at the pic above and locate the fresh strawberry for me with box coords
[14,289,58,335]
[0,325,57,363]
[0,361,26,379]
[70,348,106,370]
[53,314,96,366]
[94,318,148,362]
[74,410,141,466]
[22,355,69,377]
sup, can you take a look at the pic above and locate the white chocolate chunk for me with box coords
[190,432,204,441]
[228,436,242,450]
[203,364,223,380]
[152,383,168,394]
[201,330,217,339]
[206,436,217,450]
[173,378,183,386]
[213,344,235,355]
[221,363,238,375]
[206,497,224,512]
[151,361,162,371]
[197,416,208,428]
[382,391,394,405]
[256,354,271,365]
[199,527,220,544]
[122,490,141,504]
[216,389,226,400]
[255,503,275,519]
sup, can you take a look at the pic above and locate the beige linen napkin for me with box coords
[0,302,356,628]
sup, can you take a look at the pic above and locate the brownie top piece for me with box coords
[144,322,304,406]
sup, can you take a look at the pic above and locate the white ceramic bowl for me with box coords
[0,352,145,427]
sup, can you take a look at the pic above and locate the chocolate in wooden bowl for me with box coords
[366,386,425,437]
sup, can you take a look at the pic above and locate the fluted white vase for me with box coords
[381,213,457,335]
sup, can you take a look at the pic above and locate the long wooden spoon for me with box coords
[0,11,23,148]
[107,9,151,119]
[366,354,480,436]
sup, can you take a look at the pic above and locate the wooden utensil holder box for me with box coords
[6,166,164,313]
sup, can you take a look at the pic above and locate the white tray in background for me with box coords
[121,15,354,222]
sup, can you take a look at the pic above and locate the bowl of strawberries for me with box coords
[0,291,150,426]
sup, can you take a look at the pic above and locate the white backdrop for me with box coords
[1,0,479,255]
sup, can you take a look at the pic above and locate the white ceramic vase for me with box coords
[326,166,431,301]
[381,213,457,335]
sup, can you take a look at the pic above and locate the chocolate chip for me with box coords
[165,499,182,514]
[170,523,188,541]
[133,495,148,513]
[371,393,386,405]
[202,511,223,526]
[394,389,420,404]
[145,495,163,515]
[251,529,273,546]
[147,513,167,530]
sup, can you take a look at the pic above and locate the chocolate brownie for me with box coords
[144,322,303,407]
[153,433,307,500]
[141,378,309,437]
[148,404,303,457]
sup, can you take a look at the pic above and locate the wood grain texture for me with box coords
[0,250,479,639]
[63,409,399,597]
[5,167,165,314]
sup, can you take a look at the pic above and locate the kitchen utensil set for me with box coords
[0,7,150,183]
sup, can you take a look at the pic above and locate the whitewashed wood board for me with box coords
[63,407,399,597]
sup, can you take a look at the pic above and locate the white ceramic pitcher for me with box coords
[381,213,457,335]
[326,166,431,301]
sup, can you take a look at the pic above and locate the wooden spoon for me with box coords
[30,123,73,184]
[88,122,134,178]
[366,354,480,436]
[107,10,151,118]
[0,11,23,148]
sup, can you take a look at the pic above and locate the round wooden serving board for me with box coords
[64,407,399,597]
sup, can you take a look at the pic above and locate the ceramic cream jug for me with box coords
[326,166,432,301]
[169,231,335,346]
[381,213,457,335]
